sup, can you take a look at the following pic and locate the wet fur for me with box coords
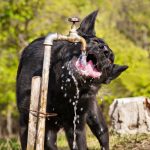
[16,10,127,150]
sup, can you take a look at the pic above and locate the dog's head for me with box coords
[61,10,128,85]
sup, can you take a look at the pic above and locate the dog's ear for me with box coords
[77,10,98,37]
[105,64,128,84]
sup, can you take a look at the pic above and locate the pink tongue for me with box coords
[75,60,101,78]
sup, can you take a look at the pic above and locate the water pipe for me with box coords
[36,17,87,150]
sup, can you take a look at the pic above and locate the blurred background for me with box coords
[0,0,150,149]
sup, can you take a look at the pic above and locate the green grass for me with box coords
[0,138,20,150]
[1,128,150,150]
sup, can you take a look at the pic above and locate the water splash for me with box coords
[79,51,87,66]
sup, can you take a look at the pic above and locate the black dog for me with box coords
[16,10,128,150]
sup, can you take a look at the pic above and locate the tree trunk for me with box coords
[109,97,150,134]
[7,108,12,136]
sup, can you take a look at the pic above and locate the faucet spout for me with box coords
[44,17,87,51]
[57,34,86,51]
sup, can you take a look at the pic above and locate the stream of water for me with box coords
[66,53,87,149]
[67,61,80,149]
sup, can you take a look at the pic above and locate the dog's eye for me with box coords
[92,39,99,44]
[99,45,104,49]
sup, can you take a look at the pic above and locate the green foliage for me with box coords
[0,0,150,133]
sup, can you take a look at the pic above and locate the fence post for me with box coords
[27,76,41,150]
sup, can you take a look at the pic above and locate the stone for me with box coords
[109,97,150,134]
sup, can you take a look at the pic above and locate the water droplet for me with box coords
[69,99,72,103]
[64,93,67,97]
[69,71,72,75]
[62,66,64,69]
[84,80,86,83]
[52,108,55,111]
[66,78,71,82]
[72,102,75,106]
[55,121,58,125]
[61,86,63,90]
[80,108,83,111]
[94,115,96,119]
[77,120,79,124]
[75,101,78,104]
[61,74,64,78]
[74,96,76,99]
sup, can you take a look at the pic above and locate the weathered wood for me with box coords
[36,45,52,150]
[27,76,41,150]
[109,97,150,134]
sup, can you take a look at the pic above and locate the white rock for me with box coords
[109,97,150,134]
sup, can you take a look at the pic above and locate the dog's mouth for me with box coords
[74,52,102,78]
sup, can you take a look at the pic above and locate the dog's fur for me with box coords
[16,10,128,150]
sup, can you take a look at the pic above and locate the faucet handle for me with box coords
[68,17,80,25]
[68,17,80,38]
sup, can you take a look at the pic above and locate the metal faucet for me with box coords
[44,17,87,51]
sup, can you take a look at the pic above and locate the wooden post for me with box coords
[36,45,52,150]
[27,76,41,150]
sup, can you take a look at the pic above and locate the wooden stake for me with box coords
[36,45,52,150]
[27,76,41,150]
